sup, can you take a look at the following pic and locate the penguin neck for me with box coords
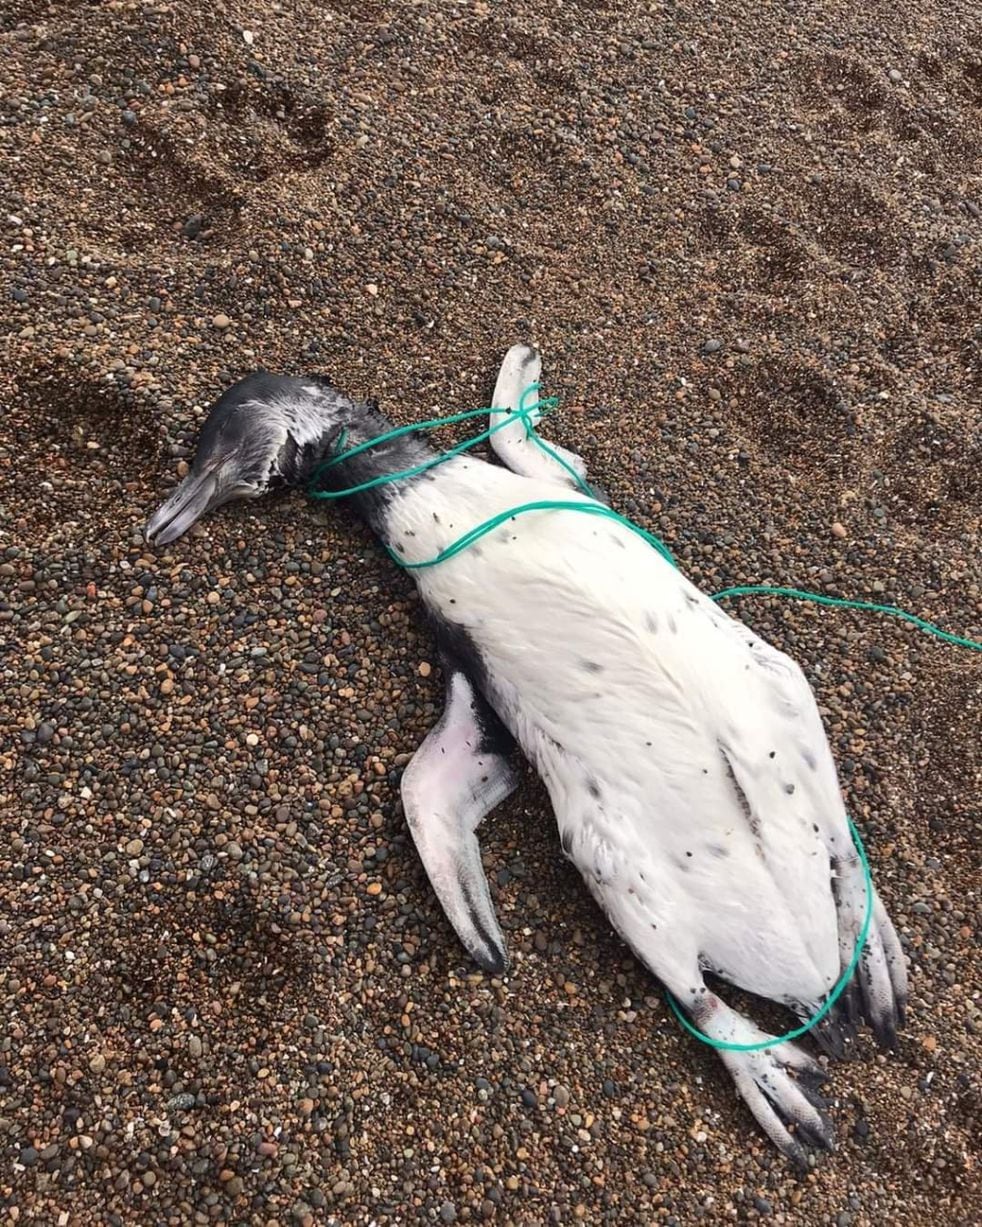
[311,411,440,540]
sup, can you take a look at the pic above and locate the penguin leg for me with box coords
[400,658,519,974]
[489,344,596,493]
[586,876,834,1164]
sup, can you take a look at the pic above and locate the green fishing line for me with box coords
[307,382,981,1051]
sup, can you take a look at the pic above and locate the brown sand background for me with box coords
[1,1,980,1223]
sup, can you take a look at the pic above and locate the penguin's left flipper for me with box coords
[489,344,600,497]
[400,664,519,975]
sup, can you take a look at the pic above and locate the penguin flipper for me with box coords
[400,665,519,975]
[489,344,598,496]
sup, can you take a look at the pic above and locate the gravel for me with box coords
[1,0,980,1224]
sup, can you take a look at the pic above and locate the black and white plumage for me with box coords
[145,347,908,1163]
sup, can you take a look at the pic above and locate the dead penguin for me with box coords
[145,345,907,1164]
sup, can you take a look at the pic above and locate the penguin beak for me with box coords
[144,468,222,546]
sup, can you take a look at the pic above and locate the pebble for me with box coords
[212,313,232,330]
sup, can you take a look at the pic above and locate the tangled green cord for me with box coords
[308,383,981,1053]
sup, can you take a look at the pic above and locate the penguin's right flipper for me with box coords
[400,664,519,974]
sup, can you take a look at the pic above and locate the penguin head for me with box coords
[145,372,355,546]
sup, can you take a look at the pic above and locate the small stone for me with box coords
[188,1035,203,1058]
[125,838,144,856]
[754,1197,773,1216]
[702,338,724,354]
[440,1202,458,1223]
[418,661,431,677]
[211,313,231,330]
[20,1147,39,1168]
[206,590,221,605]
[88,1053,106,1073]
[553,1084,570,1107]
[831,522,847,539]
[888,68,902,83]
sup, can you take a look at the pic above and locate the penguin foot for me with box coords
[690,995,835,1165]
[721,1038,835,1166]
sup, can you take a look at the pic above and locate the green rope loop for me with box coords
[307,391,561,500]
[304,382,981,1050]
[388,498,678,569]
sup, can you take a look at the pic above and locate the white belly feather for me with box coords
[388,457,844,1007]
